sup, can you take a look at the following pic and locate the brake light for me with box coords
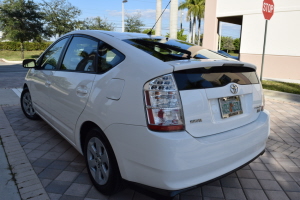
[144,74,184,131]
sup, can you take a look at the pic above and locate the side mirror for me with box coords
[23,59,37,68]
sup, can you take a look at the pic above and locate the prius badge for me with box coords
[230,84,238,94]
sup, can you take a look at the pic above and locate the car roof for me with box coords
[66,30,165,40]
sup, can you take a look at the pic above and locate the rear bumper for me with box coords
[105,110,270,191]
[127,149,265,199]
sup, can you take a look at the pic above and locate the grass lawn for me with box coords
[229,53,239,57]
[0,50,44,61]
[262,80,300,95]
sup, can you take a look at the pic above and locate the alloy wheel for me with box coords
[22,92,36,116]
[87,137,110,185]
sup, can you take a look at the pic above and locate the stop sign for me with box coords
[262,0,274,20]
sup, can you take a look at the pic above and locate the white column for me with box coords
[202,0,218,50]
[155,0,162,36]
[218,22,222,50]
[169,0,178,39]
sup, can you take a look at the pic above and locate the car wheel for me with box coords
[84,127,122,195]
[20,88,40,120]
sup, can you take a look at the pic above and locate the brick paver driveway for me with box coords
[1,98,300,200]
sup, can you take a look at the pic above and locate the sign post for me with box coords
[260,0,274,81]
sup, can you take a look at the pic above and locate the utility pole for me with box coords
[122,0,128,32]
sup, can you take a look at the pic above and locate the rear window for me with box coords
[173,66,259,90]
[123,38,232,62]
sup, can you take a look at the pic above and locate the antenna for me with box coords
[147,0,171,36]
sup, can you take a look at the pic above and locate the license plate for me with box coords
[218,96,243,119]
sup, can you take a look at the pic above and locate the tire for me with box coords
[84,127,122,195]
[20,88,40,120]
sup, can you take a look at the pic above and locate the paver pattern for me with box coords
[1,98,300,200]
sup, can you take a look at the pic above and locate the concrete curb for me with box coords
[263,89,300,104]
[263,77,300,84]
[0,106,50,200]
[0,58,22,64]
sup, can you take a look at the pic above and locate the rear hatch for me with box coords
[169,60,263,138]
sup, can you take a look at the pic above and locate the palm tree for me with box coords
[196,1,205,45]
[179,0,205,44]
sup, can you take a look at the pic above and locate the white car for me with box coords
[21,30,270,198]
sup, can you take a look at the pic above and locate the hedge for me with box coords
[0,41,53,51]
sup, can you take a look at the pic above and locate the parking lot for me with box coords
[0,61,300,200]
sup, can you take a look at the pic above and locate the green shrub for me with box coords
[0,41,52,51]
[0,41,20,50]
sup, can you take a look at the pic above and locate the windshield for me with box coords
[123,38,234,62]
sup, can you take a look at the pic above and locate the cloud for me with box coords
[105,8,189,31]
[107,9,170,20]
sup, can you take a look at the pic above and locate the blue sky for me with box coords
[36,0,241,39]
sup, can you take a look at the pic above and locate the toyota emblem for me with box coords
[230,84,238,94]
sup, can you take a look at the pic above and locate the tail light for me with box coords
[144,74,184,132]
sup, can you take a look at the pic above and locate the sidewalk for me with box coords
[0,140,21,200]
[0,58,22,64]
[0,88,48,200]
[0,88,21,200]
[264,89,300,104]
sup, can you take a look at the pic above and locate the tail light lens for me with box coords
[144,74,185,132]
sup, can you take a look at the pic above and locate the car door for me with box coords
[48,35,98,142]
[28,37,69,123]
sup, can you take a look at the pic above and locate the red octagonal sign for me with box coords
[262,0,274,20]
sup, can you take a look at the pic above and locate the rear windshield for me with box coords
[123,38,233,62]
[173,66,259,90]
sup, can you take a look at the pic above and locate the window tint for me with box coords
[123,39,190,62]
[61,37,98,72]
[123,38,233,62]
[173,66,259,90]
[41,38,68,70]
[98,42,125,73]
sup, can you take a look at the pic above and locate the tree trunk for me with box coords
[188,17,192,43]
[192,16,196,44]
[198,18,201,46]
[21,42,24,59]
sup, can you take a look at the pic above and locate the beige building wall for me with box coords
[202,0,218,50]
[203,0,300,80]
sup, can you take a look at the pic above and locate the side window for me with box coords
[40,38,69,70]
[98,42,125,73]
[61,37,98,72]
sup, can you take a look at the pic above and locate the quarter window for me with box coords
[40,38,69,69]
[61,37,98,72]
[98,42,125,73]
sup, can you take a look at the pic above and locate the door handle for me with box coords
[76,88,88,95]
